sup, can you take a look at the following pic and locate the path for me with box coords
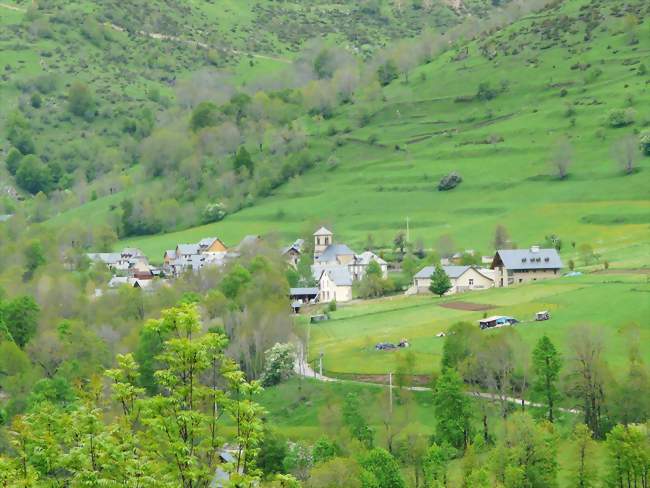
[295,353,580,414]
[0,3,290,64]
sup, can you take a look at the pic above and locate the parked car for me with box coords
[375,343,397,351]
[310,314,329,324]
[535,311,550,321]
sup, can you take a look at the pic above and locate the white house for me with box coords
[317,266,353,303]
[412,265,494,295]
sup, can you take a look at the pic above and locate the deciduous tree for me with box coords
[532,336,562,422]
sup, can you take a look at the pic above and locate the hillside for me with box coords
[104,0,650,267]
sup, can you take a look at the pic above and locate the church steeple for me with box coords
[313,226,333,260]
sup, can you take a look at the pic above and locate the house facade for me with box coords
[412,265,494,295]
[491,246,563,287]
[317,266,353,303]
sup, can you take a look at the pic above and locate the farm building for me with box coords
[411,265,494,295]
[491,246,563,287]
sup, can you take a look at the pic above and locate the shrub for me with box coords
[30,92,42,108]
[5,148,22,175]
[640,131,650,156]
[68,81,95,118]
[189,101,219,132]
[377,60,398,86]
[16,155,51,194]
[607,108,635,128]
[438,172,462,191]
[476,82,498,101]
[201,202,227,224]
[260,343,296,387]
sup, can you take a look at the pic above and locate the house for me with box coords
[198,237,227,253]
[350,251,388,280]
[163,237,229,276]
[412,265,494,295]
[491,246,563,287]
[317,266,353,303]
[289,287,319,304]
[282,239,304,268]
[87,248,149,273]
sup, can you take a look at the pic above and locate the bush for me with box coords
[5,148,22,175]
[377,60,398,86]
[260,343,297,387]
[607,108,635,128]
[476,82,498,101]
[190,101,219,132]
[68,81,95,118]
[201,202,227,224]
[640,131,650,156]
[438,172,462,191]
[30,92,42,108]
[16,155,51,194]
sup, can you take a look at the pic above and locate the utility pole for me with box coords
[406,217,410,243]
[389,372,393,414]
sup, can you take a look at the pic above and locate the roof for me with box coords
[282,238,304,255]
[236,235,261,250]
[414,265,471,279]
[289,287,319,296]
[87,252,122,264]
[493,248,563,270]
[177,244,200,255]
[313,226,333,236]
[356,251,387,266]
[320,266,353,286]
[318,244,355,263]
[479,315,508,323]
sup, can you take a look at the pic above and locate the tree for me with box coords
[377,60,399,86]
[578,243,597,266]
[477,82,498,101]
[493,224,510,250]
[532,336,562,422]
[190,101,219,132]
[342,393,374,448]
[551,137,572,179]
[16,154,51,194]
[2,296,40,348]
[429,265,452,297]
[312,437,340,465]
[257,427,288,476]
[68,80,95,118]
[234,145,254,174]
[441,321,480,371]
[568,424,598,488]
[260,343,297,386]
[423,443,454,488]
[220,264,252,299]
[307,457,362,488]
[394,232,406,259]
[604,424,649,488]
[432,368,472,450]
[611,343,650,426]
[494,413,558,488]
[565,325,609,438]
[360,448,406,488]
[5,147,22,175]
[23,241,46,280]
[612,135,640,174]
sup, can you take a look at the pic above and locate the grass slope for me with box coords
[113,0,650,266]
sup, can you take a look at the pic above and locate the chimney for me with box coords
[530,245,540,253]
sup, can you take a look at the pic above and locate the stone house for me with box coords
[317,266,353,303]
[491,246,563,287]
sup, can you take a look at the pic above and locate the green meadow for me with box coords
[109,0,650,266]
[306,272,650,377]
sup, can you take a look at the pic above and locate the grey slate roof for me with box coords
[321,266,353,286]
[355,251,387,266]
[494,248,563,270]
[313,226,333,236]
[414,265,471,279]
[87,252,122,265]
[177,244,200,255]
[317,244,355,263]
[290,287,319,296]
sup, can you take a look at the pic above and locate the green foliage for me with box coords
[16,155,51,194]
[476,81,499,101]
[532,335,562,422]
[359,448,405,488]
[220,264,252,299]
[5,147,23,176]
[441,321,480,371]
[605,424,649,488]
[30,92,42,109]
[312,437,340,465]
[377,60,399,86]
[257,427,288,476]
[342,393,374,448]
[261,343,297,387]
[234,145,255,174]
[67,80,96,119]
[2,295,40,349]
[23,241,46,279]
[190,101,219,132]
[429,264,452,297]
[640,131,650,156]
[568,424,598,488]
[201,202,227,224]
[607,108,635,128]
[423,443,455,487]
[432,368,472,450]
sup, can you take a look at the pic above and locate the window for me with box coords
[469,278,474,285]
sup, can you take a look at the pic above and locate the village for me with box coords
[87,226,564,321]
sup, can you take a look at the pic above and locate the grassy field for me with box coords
[305,271,650,377]
[106,0,650,265]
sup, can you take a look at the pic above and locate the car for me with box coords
[375,342,396,350]
[535,311,550,321]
